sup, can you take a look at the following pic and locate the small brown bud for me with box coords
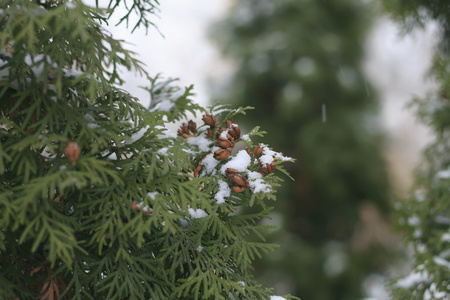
[259,161,276,176]
[232,174,249,187]
[194,165,202,177]
[65,141,80,165]
[216,136,234,149]
[194,155,206,177]
[270,161,276,170]
[226,119,234,128]
[214,148,231,160]
[4,42,13,54]
[188,120,197,133]
[260,167,270,176]
[207,128,213,138]
[177,129,187,138]
[202,113,216,127]
[254,145,264,157]
[225,168,239,178]
[230,186,245,193]
[131,201,140,211]
[216,128,226,139]
[228,126,241,140]
[181,123,190,135]
[178,121,196,138]
[225,168,249,187]
[245,147,251,156]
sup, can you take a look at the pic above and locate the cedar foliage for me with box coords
[383,0,450,298]
[0,1,295,299]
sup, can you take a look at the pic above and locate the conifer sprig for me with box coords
[0,1,297,299]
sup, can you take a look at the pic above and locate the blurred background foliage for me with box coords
[211,0,400,299]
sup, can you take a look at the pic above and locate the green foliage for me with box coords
[383,0,450,298]
[389,57,450,299]
[99,0,161,33]
[211,0,394,299]
[381,0,450,53]
[0,1,296,299]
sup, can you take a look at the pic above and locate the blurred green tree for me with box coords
[212,0,396,299]
[382,0,450,298]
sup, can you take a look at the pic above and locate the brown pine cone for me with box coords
[202,113,216,127]
[214,148,231,160]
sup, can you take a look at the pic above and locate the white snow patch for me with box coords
[142,205,152,213]
[261,145,293,162]
[247,171,271,193]
[436,168,450,179]
[179,219,189,228]
[0,58,10,81]
[200,153,219,175]
[187,135,212,152]
[170,89,185,100]
[64,68,83,77]
[157,99,175,111]
[270,296,286,300]
[24,54,56,78]
[87,123,99,129]
[238,281,246,286]
[108,153,117,160]
[395,271,430,288]
[189,208,208,219]
[220,130,229,138]
[219,150,251,174]
[241,134,250,142]
[424,283,448,300]
[84,113,95,122]
[24,54,45,78]
[47,84,56,92]
[66,2,76,9]
[413,228,422,238]
[157,147,169,156]
[129,125,149,143]
[433,256,450,270]
[417,243,427,253]
[408,215,421,226]
[210,105,228,115]
[215,180,231,204]
[147,192,158,200]
[414,190,426,202]
[442,232,450,242]
[196,245,203,252]
[259,153,274,165]
[435,215,450,225]
[182,148,195,154]
[155,125,177,139]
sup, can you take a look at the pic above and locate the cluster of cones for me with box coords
[249,145,277,176]
[213,117,241,160]
[225,145,277,193]
[177,120,197,138]
[191,113,242,177]
[225,168,249,193]
[177,113,276,191]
